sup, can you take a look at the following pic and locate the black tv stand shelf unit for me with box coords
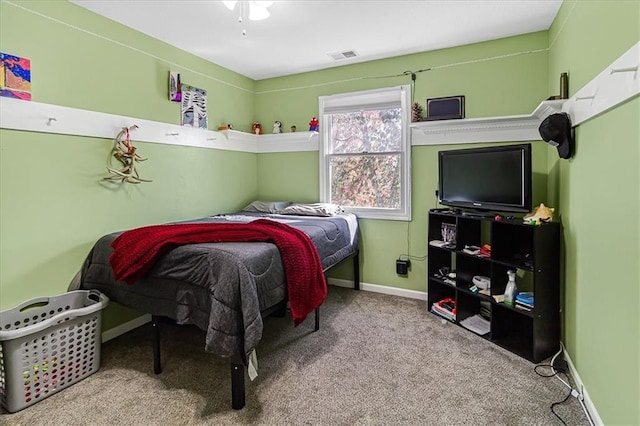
[427,209,560,363]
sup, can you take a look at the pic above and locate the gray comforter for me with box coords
[78,212,358,361]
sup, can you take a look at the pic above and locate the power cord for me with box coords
[550,385,573,426]
[534,342,595,426]
[399,221,426,262]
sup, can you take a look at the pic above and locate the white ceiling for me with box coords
[71,0,562,81]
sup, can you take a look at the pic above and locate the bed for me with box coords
[72,203,360,409]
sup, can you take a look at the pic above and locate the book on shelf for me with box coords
[515,292,534,306]
[515,299,533,308]
[431,301,456,321]
[462,245,480,255]
[515,301,533,312]
[432,302,455,317]
[431,306,456,321]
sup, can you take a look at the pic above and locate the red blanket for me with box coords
[109,219,327,326]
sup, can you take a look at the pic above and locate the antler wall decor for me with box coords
[104,125,152,184]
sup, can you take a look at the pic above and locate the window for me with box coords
[319,85,411,220]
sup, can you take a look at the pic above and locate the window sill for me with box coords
[343,207,411,221]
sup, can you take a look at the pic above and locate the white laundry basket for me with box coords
[0,290,109,413]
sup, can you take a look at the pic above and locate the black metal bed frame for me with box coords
[150,249,360,410]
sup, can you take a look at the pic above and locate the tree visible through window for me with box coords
[319,86,411,220]
[329,108,401,209]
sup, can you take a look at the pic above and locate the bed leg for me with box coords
[152,315,162,374]
[273,300,287,317]
[353,250,360,290]
[230,362,246,410]
[314,308,320,331]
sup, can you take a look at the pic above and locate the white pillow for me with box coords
[278,203,344,217]
[242,200,291,214]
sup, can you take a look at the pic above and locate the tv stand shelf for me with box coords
[427,209,560,363]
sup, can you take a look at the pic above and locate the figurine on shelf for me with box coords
[290,125,297,132]
[309,117,319,132]
[523,203,555,225]
[252,121,263,135]
[273,121,282,134]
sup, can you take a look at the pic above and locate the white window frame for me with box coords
[319,85,412,221]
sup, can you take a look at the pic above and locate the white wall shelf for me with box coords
[410,100,565,146]
[2,43,635,154]
[221,130,319,153]
[562,41,639,127]
[0,97,318,153]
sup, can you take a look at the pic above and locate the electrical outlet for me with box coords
[396,259,410,275]
[554,358,568,372]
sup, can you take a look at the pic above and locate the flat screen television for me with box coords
[438,143,532,213]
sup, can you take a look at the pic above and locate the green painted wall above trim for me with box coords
[1,0,255,132]
[548,0,640,98]
[254,31,549,132]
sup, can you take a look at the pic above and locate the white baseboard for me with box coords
[101,314,152,343]
[563,346,603,426]
[327,278,427,301]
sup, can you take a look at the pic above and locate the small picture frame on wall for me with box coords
[425,95,465,121]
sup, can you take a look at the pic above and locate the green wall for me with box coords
[2,1,638,423]
[256,4,640,422]
[547,1,640,424]
[255,32,549,131]
[0,1,259,328]
[255,32,551,292]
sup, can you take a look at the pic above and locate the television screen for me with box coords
[438,143,532,213]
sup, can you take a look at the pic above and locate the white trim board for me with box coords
[1,96,565,154]
[563,41,640,127]
[224,129,319,153]
[4,38,637,156]
[563,345,604,426]
[410,100,565,146]
[328,278,427,301]
[0,97,318,153]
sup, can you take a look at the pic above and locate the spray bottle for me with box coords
[503,270,518,307]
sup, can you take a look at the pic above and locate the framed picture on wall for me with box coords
[181,84,208,129]
[425,95,465,121]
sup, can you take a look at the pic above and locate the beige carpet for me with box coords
[1,286,589,425]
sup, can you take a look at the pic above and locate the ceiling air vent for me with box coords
[328,50,359,61]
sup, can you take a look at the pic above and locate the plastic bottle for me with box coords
[503,270,518,306]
